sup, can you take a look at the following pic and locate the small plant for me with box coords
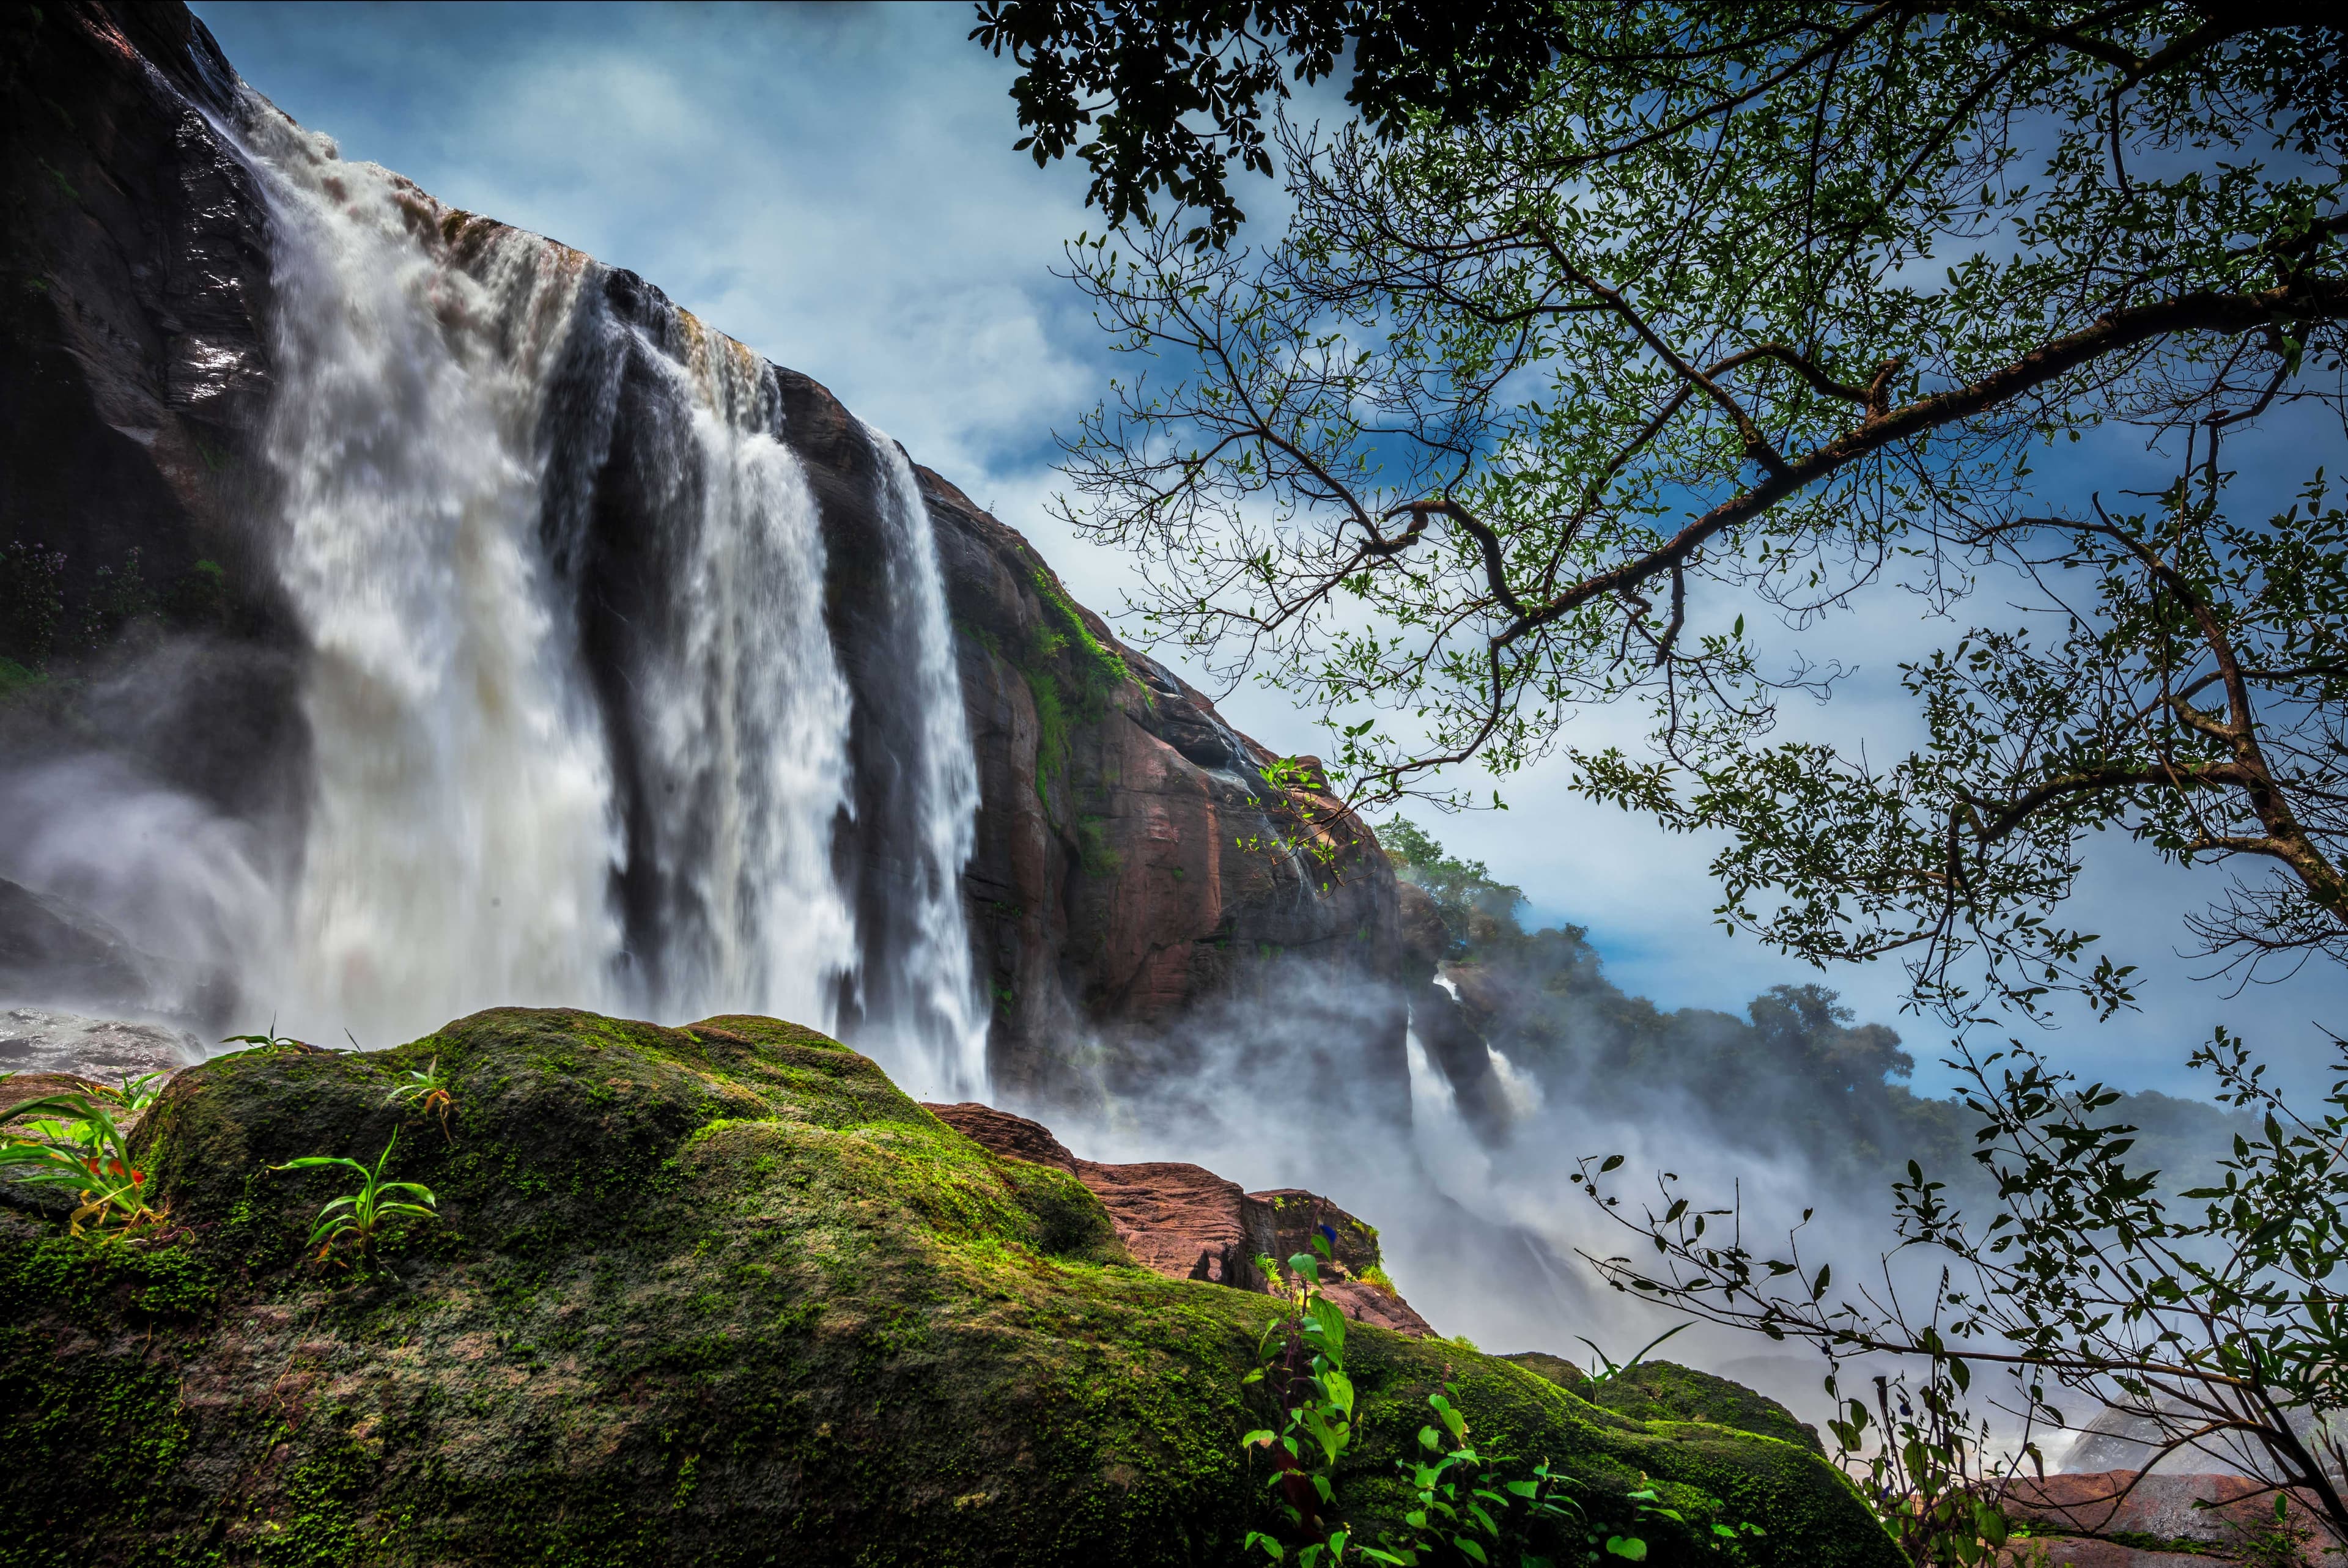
[272,1130,437,1264]
[1825,1372,2018,1567]
[84,1069,169,1116]
[1244,1228,1360,1563]
[0,1081,163,1235]
[386,1056,455,1139]
[1367,1383,1592,1566]
[1571,1323,1688,1387]
[220,1028,313,1053]
[1238,1226,1690,1566]
[2229,1493,2316,1568]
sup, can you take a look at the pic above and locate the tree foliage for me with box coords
[1574,1027,2348,1555]
[1003,1,2348,1017]
[970,0,1569,246]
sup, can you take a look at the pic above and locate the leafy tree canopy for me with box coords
[970,0,1571,246]
[988,1,2348,1020]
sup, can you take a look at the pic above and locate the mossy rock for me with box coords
[1506,1353,1826,1455]
[0,1007,1896,1566]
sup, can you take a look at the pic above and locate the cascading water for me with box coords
[242,106,624,1045]
[213,94,984,1091]
[530,274,858,1038]
[852,427,989,1100]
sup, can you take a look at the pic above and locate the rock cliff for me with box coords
[0,1,1405,1106]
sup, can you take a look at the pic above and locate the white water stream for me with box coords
[223,99,984,1094]
[863,425,991,1099]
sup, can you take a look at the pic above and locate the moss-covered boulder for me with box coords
[1505,1353,1826,1455]
[0,1007,1896,1566]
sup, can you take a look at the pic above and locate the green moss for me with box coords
[1075,814,1123,877]
[0,1007,1894,1566]
[1506,1354,1825,1456]
[1019,560,1134,808]
[1025,663,1074,801]
[1029,565,1129,697]
[0,655,42,698]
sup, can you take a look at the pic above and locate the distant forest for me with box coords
[1382,821,2249,1196]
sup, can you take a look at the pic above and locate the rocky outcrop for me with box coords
[0,1,1405,1099]
[2001,1471,2327,1566]
[926,1100,1435,1336]
[0,1006,1901,1565]
[921,472,1405,1108]
[0,878,149,1008]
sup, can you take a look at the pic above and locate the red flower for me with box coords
[130,1171,146,1186]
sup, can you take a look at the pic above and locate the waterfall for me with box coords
[242,108,624,1046]
[215,95,983,1080]
[855,427,989,1100]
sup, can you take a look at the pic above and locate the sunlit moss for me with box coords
[1,1007,1894,1566]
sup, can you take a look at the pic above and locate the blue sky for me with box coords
[189,1,2348,1101]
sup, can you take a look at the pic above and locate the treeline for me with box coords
[1382,821,2247,1193]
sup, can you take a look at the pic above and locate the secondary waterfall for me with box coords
[854,429,989,1099]
[229,97,985,1097]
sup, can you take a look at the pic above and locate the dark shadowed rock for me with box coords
[0,880,150,1006]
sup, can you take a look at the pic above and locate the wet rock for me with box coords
[1397,882,1447,982]
[0,1005,193,1084]
[0,880,151,1007]
[0,878,235,1025]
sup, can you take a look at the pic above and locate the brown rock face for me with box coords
[927,1100,1436,1336]
[0,2,1407,1101]
[923,468,1405,1110]
[1999,1471,2327,1566]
